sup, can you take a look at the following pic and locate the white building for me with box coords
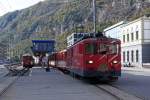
[103,16,150,68]
[103,21,126,39]
[121,16,150,68]
[67,33,84,48]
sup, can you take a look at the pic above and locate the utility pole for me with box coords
[93,0,96,33]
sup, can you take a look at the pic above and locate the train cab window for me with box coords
[98,44,107,54]
[108,44,118,54]
[74,34,77,38]
[85,43,96,54]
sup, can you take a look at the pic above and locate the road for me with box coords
[111,70,150,100]
[0,68,118,100]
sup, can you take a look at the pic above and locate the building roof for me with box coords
[103,21,126,32]
[121,16,150,27]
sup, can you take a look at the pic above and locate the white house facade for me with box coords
[121,16,150,68]
[103,21,126,40]
[103,16,150,68]
[67,33,84,48]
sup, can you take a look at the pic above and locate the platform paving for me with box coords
[0,68,117,100]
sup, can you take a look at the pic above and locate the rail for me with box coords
[3,62,30,76]
[95,84,142,100]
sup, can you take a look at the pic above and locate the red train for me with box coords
[22,54,34,68]
[48,34,121,81]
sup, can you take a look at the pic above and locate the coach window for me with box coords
[85,43,96,54]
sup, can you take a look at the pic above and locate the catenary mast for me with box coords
[93,0,96,33]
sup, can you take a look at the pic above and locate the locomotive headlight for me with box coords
[49,61,51,65]
[88,60,93,64]
[51,61,55,66]
[113,60,118,64]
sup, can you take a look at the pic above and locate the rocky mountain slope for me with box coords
[0,0,150,59]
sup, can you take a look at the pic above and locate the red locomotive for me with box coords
[49,33,121,81]
[22,54,34,68]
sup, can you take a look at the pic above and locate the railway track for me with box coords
[65,72,143,100]
[6,67,30,76]
[75,77,143,100]
[95,84,142,100]
[4,63,30,76]
[0,64,30,97]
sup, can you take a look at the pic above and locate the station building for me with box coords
[104,21,126,39]
[67,33,86,48]
[121,16,150,68]
[103,16,150,68]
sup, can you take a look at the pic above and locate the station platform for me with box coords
[0,68,116,100]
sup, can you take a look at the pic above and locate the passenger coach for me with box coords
[22,54,34,68]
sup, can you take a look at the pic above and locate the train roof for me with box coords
[67,36,120,49]
[22,53,32,56]
[76,33,120,43]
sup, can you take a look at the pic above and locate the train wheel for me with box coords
[63,70,70,74]
[109,77,118,82]
[70,72,75,78]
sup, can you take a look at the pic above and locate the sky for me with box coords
[0,0,45,16]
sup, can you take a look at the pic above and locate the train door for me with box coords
[107,42,121,72]
[97,42,109,72]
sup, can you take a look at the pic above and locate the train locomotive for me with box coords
[22,54,34,68]
[48,33,121,81]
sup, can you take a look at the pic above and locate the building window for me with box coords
[127,34,129,42]
[136,50,139,62]
[131,33,134,41]
[136,31,139,40]
[127,51,129,62]
[123,52,125,62]
[123,35,125,42]
[131,50,134,62]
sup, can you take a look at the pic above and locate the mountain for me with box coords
[0,0,150,60]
